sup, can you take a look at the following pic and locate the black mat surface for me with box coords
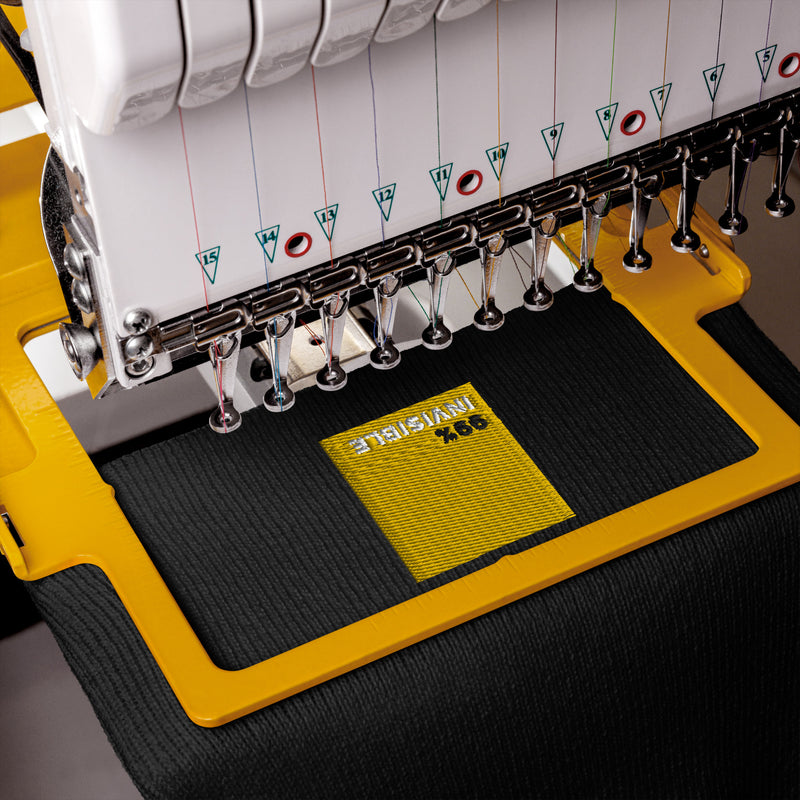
[26,298,799,800]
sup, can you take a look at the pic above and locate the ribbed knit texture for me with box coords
[26,294,799,799]
[91,288,754,669]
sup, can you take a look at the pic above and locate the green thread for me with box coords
[433,18,443,226]
[407,285,431,321]
[606,0,618,168]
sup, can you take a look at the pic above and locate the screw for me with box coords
[123,308,153,335]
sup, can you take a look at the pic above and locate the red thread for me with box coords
[310,67,335,270]
[213,343,228,433]
[300,317,327,358]
[178,108,210,312]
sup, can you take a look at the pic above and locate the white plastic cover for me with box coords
[177,0,252,108]
[245,0,323,88]
[310,0,388,67]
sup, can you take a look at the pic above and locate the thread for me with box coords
[711,0,725,120]
[243,85,270,290]
[742,0,775,214]
[552,0,559,183]
[658,0,672,145]
[606,0,619,168]
[407,285,430,322]
[310,66,335,270]
[496,0,502,205]
[243,85,281,410]
[433,18,444,225]
[455,266,480,308]
[179,107,227,427]
[299,317,327,358]
[367,45,385,244]
[177,108,209,312]
[758,0,774,107]
[212,344,228,433]
[508,246,531,289]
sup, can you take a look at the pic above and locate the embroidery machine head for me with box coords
[17,0,800,437]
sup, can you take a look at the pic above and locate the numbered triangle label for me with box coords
[255,225,280,263]
[372,183,396,221]
[485,143,508,179]
[595,103,618,141]
[703,63,725,101]
[195,246,220,284]
[314,204,339,241]
[756,45,777,81]
[540,123,564,160]
[429,162,453,201]
[649,83,672,120]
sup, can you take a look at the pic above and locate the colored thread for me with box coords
[299,317,327,358]
[212,346,228,434]
[407,286,430,322]
[455,266,480,308]
[431,21,449,323]
[758,0,774,107]
[435,270,445,321]
[177,107,209,312]
[606,0,618,168]
[742,0,775,214]
[711,0,724,120]
[243,85,281,410]
[508,246,530,289]
[433,18,444,225]
[554,234,580,273]
[311,65,338,369]
[243,85,270,289]
[495,3,502,198]
[552,0,559,183]
[179,108,226,428]
[658,0,671,145]
[310,66,335,270]
[367,45,385,244]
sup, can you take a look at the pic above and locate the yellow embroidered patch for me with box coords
[321,382,575,582]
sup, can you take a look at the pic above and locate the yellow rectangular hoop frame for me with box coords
[2,134,799,727]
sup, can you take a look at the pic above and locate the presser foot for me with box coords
[573,264,603,293]
[369,339,401,370]
[421,322,453,350]
[523,283,553,311]
[764,193,795,218]
[316,359,348,391]
[622,248,653,273]
[263,381,295,413]
[473,302,504,331]
[209,401,242,434]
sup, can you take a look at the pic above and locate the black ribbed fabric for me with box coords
[26,297,799,800]
[91,288,754,669]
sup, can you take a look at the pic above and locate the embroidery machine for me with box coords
[2,0,800,750]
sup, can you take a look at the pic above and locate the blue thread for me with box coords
[243,84,269,290]
[367,45,385,244]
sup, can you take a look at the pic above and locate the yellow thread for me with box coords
[455,265,480,308]
[322,383,574,582]
[554,234,580,273]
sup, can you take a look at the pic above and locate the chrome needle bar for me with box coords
[524,214,557,311]
[370,274,402,369]
[422,252,454,349]
[262,312,296,412]
[208,333,242,434]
